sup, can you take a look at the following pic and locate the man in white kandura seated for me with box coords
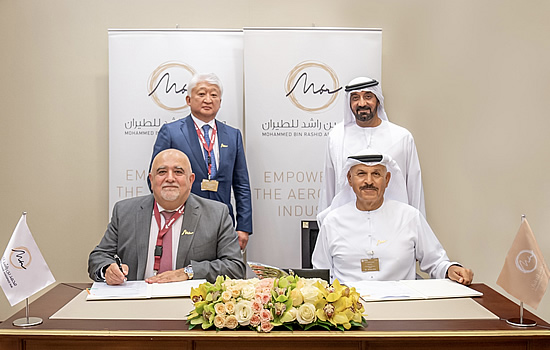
[312,149,473,285]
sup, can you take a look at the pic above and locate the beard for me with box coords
[160,187,181,202]
[353,106,377,123]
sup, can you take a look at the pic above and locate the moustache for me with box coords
[360,184,377,191]
[356,106,371,113]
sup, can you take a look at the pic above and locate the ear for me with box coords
[385,171,391,187]
[186,95,191,106]
[347,171,352,186]
[189,173,195,185]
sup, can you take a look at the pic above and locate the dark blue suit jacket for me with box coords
[151,115,252,233]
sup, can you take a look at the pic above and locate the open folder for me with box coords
[346,279,483,302]
[86,279,206,301]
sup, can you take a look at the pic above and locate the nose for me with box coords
[165,170,176,181]
[358,96,367,106]
[365,174,374,184]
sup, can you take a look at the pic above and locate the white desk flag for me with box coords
[0,213,55,306]
[497,219,550,309]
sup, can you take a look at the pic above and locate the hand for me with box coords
[237,231,249,251]
[145,268,189,284]
[105,263,128,285]
[447,265,474,285]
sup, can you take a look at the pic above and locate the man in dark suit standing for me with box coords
[150,73,252,251]
[89,149,246,285]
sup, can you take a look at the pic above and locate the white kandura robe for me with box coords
[319,120,425,216]
[312,200,456,283]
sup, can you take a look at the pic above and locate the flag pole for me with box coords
[505,214,537,327]
[10,213,43,327]
[12,297,43,327]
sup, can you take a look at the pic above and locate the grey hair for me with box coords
[187,73,223,98]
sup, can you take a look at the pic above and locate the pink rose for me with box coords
[261,293,271,304]
[250,313,261,327]
[260,320,274,332]
[260,308,272,322]
[252,300,263,313]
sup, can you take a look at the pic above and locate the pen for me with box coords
[114,254,124,273]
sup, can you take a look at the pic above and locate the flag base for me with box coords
[505,318,536,327]
[13,317,43,327]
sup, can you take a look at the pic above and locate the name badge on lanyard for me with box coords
[361,258,380,272]
[201,178,219,192]
[361,248,379,272]
[194,120,219,193]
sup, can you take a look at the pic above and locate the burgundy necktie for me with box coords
[158,211,173,274]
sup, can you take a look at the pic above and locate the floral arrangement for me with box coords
[187,275,366,332]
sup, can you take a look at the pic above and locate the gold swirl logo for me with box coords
[148,61,197,112]
[285,61,342,112]
[9,247,32,270]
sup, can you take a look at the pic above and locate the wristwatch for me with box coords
[184,265,194,279]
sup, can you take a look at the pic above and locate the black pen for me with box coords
[114,254,124,273]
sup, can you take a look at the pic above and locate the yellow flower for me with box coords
[190,284,207,304]
[316,279,346,303]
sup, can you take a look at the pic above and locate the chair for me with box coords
[301,220,319,269]
[288,268,330,282]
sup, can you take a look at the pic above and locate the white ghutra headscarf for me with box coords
[343,76,388,126]
[317,148,407,225]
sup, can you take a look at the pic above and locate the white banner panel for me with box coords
[244,28,382,268]
[109,29,243,214]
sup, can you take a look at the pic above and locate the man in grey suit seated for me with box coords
[88,149,246,285]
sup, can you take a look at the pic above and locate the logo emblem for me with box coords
[9,247,32,270]
[285,61,342,112]
[148,61,197,112]
[515,249,537,273]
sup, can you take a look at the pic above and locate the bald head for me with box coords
[149,149,195,210]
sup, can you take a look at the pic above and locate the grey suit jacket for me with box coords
[88,193,246,283]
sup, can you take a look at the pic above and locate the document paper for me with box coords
[86,279,206,301]
[346,279,483,301]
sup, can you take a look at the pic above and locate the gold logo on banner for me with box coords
[9,246,32,269]
[285,61,342,112]
[148,61,197,112]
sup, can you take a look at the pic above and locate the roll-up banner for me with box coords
[244,28,382,268]
[108,29,243,214]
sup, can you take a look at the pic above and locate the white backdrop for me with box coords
[108,29,243,214]
[109,28,382,269]
[244,28,382,268]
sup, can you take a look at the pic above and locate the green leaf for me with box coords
[283,323,294,331]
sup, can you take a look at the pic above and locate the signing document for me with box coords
[347,279,482,302]
[86,279,206,301]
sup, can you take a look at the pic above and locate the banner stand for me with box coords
[13,298,43,327]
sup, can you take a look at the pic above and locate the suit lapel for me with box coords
[135,195,155,280]
[176,194,200,268]
[216,120,230,174]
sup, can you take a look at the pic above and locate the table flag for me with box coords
[0,213,55,306]
[497,219,549,309]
